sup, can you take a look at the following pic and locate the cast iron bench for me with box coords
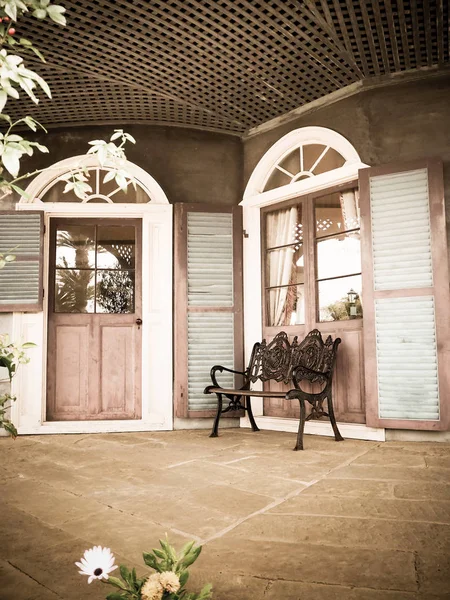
[204,329,343,450]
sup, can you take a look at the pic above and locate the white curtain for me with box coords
[340,189,360,237]
[266,206,298,326]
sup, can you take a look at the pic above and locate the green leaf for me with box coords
[2,145,21,177]
[5,254,16,262]
[3,421,18,439]
[106,593,127,600]
[0,90,7,113]
[179,570,189,587]
[47,4,66,25]
[142,552,161,571]
[21,342,37,348]
[197,583,213,599]
[4,3,18,21]
[124,133,136,144]
[32,8,47,19]
[110,130,122,141]
[119,565,129,582]
[106,576,124,589]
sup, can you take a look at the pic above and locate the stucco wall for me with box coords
[243,73,450,263]
[0,124,242,209]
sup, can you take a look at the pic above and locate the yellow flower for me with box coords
[160,571,180,593]
[141,573,163,600]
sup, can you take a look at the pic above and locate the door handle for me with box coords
[136,318,142,329]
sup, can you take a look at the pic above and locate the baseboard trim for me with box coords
[240,415,385,442]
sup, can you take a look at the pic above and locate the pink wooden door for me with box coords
[262,184,366,423]
[47,219,142,421]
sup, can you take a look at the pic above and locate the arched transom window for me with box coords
[41,166,150,204]
[264,143,346,192]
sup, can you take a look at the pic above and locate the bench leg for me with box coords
[327,392,344,442]
[294,397,306,451]
[246,396,260,432]
[210,393,223,438]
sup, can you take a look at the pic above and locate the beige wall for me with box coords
[243,73,450,264]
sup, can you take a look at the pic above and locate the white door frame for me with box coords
[11,157,173,434]
[239,127,384,441]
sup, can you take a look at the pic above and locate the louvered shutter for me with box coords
[0,211,44,312]
[360,160,450,430]
[174,204,243,417]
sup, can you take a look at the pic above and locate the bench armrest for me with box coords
[209,365,247,389]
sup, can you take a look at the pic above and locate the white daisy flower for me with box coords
[75,546,117,584]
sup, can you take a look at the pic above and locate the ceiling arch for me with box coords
[7,0,449,136]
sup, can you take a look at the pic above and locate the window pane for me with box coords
[96,270,135,313]
[266,284,305,326]
[266,245,305,286]
[97,225,136,269]
[316,233,361,280]
[315,189,360,238]
[318,275,363,322]
[265,204,302,250]
[55,269,95,313]
[56,226,95,269]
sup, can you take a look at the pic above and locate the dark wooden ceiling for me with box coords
[8,0,449,136]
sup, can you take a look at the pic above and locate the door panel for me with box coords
[47,219,142,421]
[53,324,89,417]
[262,185,366,423]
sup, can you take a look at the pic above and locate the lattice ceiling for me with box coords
[6,0,449,136]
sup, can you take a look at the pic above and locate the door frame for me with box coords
[11,178,173,435]
[47,216,143,422]
[239,127,384,441]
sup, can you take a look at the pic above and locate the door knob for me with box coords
[136,318,143,329]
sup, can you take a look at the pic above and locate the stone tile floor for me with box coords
[1,429,450,600]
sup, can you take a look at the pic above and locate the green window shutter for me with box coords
[360,160,450,430]
[0,211,44,312]
[174,204,243,417]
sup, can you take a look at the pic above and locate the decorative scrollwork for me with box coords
[248,331,297,384]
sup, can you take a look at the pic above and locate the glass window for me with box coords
[264,203,305,326]
[42,168,149,203]
[264,144,346,192]
[314,189,363,322]
[54,224,136,313]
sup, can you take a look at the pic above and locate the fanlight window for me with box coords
[41,167,150,203]
[263,144,346,192]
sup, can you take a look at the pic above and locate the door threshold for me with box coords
[240,415,385,441]
[18,419,172,435]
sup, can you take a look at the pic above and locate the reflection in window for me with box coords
[42,168,150,203]
[54,224,136,313]
[264,204,304,326]
[315,189,363,322]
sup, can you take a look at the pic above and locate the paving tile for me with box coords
[112,488,240,540]
[0,559,61,600]
[9,539,138,600]
[263,580,424,600]
[2,477,106,526]
[352,447,427,467]
[59,506,189,565]
[416,551,450,596]
[227,513,450,553]
[301,478,395,498]
[1,506,69,562]
[4,431,450,600]
[394,482,450,501]
[230,470,306,499]
[203,537,417,591]
[328,464,449,483]
[270,494,450,523]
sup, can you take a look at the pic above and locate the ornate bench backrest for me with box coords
[291,329,340,382]
[247,331,297,385]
